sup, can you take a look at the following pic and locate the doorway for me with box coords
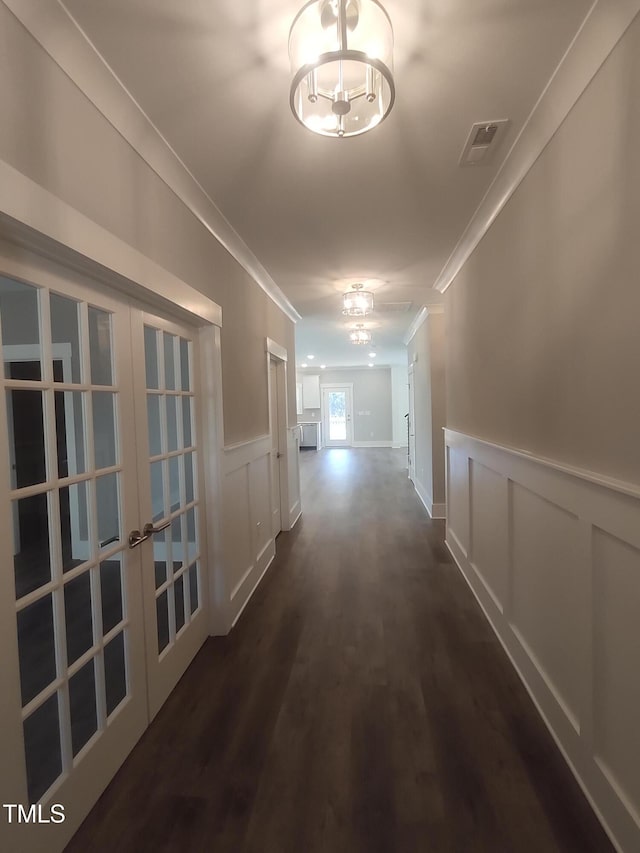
[321,385,353,448]
[0,256,213,850]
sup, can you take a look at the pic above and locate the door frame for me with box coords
[265,338,289,536]
[408,364,416,483]
[321,383,354,447]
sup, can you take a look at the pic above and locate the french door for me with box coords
[321,385,353,447]
[0,249,209,850]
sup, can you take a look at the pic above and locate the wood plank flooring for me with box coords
[66,448,613,853]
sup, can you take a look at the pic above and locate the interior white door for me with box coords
[131,310,210,720]
[0,255,148,852]
[408,365,416,483]
[269,358,282,537]
[322,386,353,447]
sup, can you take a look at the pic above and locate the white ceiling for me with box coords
[62,0,593,367]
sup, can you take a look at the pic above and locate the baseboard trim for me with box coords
[413,478,446,520]
[351,440,393,448]
[229,538,276,628]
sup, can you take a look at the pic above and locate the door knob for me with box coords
[143,519,171,537]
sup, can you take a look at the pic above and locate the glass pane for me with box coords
[182,397,192,449]
[328,391,347,440]
[100,556,123,635]
[171,516,184,573]
[180,338,190,391]
[60,481,90,572]
[104,631,127,716]
[13,493,51,599]
[144,325,159,390]
[6,390,46,488]
[93,392,117,469]
[189,563,199,615]
[186,507,198,564]
[88,307,113,386]
[18,595,57,705]
[153,528,167,589]
[69,659,97,757]
[156,591,170,653]
[23,693,62,804]
[163,332,176,390]
[50,293,82,383]
[166,395,178,452]
[96,473,120,551]
[174,575,185,633]
[0,277,41,380]
[169,456,180,512]
[147,394,162,457]
[64,572,94,666]
[55,391,86,478]
[184,452,195,504]
[150,461,165,522]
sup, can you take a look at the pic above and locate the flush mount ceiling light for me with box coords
[342,282,374,316]
[289,0,395,138]
[349,324,372,345]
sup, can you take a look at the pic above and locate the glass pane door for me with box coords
[0,261,147,850]
[322,387,352,447]
[133,312,209,718]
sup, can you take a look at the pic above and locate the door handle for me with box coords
[128,529,149,549]
[143,519,171,537]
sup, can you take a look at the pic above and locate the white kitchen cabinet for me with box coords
[302,374,321,409]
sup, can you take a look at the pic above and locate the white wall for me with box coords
[444,12,640,852]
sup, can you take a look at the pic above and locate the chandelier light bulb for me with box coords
[289,0,395,138]
[342,282,374,316]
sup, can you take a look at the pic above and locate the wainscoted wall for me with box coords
[287,426,302,528]
[445,429,640,853]
[219,429,302,631]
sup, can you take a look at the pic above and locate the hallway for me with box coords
[66,448,612,853]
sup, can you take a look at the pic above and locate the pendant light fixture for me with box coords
[342,282,374,316]
[289,0,395,138]
[349,324,372,345]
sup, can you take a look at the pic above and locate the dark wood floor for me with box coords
[66,448,613,853]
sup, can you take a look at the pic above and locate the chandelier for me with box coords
[289,0,395,138]
[342,283,374,316]
[349,324,372,345]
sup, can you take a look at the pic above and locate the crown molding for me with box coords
[403,304,445,346]
[433,0,640,294]
[1,0,301,324]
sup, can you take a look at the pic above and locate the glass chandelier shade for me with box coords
[349,324,372,345]
[289,0,395,138]
[342,283,374,316]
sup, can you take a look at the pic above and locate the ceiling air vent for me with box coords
[459,119,509,167]
[376,301,413,313]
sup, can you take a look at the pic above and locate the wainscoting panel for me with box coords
[222,435,276,628]
[469,459,509,612]
[287,426,302,528]
[445,428,640,853]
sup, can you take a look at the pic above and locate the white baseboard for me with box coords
[445,428,640,853]
[351,440,393,448]
[413,478,446,520]
[229,539,276,628]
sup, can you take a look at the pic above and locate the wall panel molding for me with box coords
[445,428,640,853]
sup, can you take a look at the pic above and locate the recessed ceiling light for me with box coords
[320,364,326,369]
[307,354,315,359]
[368,363,374,367]
[368,352,376,358]
[301,362,308,368]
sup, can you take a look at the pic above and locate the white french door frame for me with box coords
[0,234,223,853]
[321,383,354,447]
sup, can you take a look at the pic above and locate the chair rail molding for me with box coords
[445,428,640,853]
